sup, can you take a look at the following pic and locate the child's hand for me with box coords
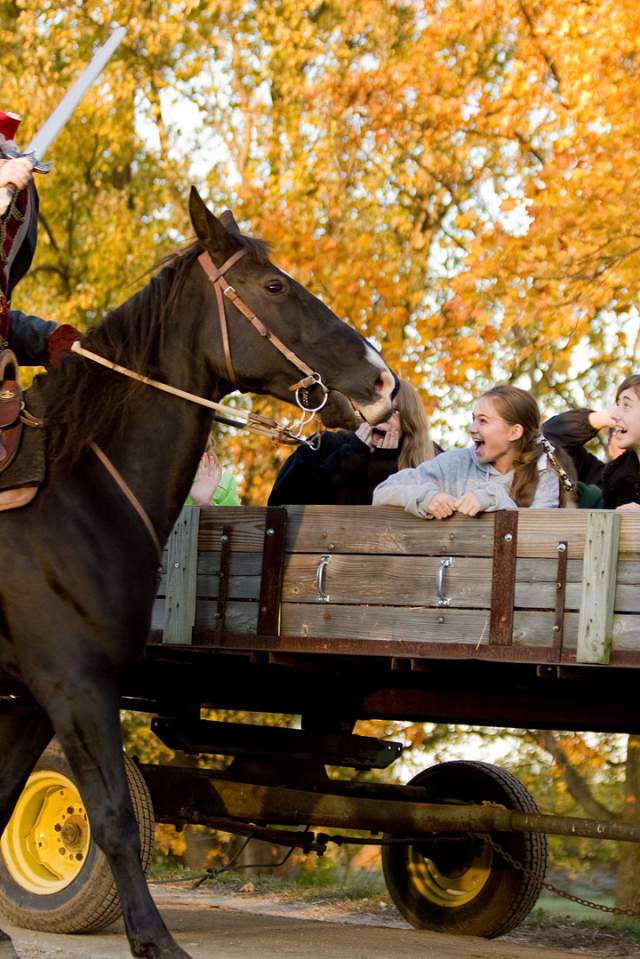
[379,411,401,449]
[455,492,483,516]
[589,408,618,431]
[189,451,222,506]
[355,422,375,449]
[425,492,457,519]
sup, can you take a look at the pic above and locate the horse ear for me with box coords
[189,187,237,255]
[219,209,242,236]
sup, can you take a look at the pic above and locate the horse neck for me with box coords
[88,274,229,546]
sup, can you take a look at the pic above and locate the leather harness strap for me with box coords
[90,441,162,560]
[197,249,321,393]
[198,248,245,384]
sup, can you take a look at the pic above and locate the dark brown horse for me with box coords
[0,189,395,959]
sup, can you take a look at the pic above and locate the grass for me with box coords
[524,896,640,941]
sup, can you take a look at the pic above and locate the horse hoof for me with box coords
[0,936,18,958]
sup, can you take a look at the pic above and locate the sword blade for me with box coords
[26,26,126,161]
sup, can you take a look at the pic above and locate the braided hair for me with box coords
[482,385,576,507]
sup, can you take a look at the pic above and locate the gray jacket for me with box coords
[372,446,560,516]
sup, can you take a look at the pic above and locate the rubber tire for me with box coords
[0,740,154,933]
[382,760,547,938]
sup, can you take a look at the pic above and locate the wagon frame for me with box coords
[3,505,640,939]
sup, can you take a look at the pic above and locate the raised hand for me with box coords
[189,450,222,506]
[355,422,376,449]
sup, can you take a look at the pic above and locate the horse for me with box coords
[0,187,395,959]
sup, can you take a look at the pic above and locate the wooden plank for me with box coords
[257,506,288,637]
[619,513,640,558]
[198,507,270,551]
[489,511,518,645]
[577,512,621,664]
[612,614,640,651]
[282,555,494,607]
[285,506,497,555]
[189,600,574,649]
[286,507,589,558]
[163,506,200,645]
[197,506,640,559]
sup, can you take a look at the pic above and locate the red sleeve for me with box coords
[46,324,82,368]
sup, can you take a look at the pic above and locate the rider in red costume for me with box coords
[0,110,80,367]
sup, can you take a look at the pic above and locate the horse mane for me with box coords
[43,223,270,473]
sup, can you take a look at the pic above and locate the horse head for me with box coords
[188,188,395,426]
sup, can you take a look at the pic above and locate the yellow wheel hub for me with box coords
[408,842,492,908]
[1,770,90,894]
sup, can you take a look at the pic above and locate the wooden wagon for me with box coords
[3,506,640,940]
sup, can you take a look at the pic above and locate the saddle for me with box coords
[0,350,40,510]
[0,349,22,471]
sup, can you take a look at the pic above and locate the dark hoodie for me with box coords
[269,430,408,506]
[601,451,640,509]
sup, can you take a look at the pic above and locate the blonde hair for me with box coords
[482,385,575,507]
[395,379,435,469]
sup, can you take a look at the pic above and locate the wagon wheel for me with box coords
[382,761,547,938]
[0,739,154,933]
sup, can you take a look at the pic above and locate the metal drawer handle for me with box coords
[315,554,331,602]
[437,556,454,607]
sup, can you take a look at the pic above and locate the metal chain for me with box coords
[478,833,640,919]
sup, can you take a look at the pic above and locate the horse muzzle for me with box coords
[355,368,396,425]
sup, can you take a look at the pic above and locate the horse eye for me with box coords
[265,279,285,294]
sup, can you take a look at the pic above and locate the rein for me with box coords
[70,340,312,445]
[68,246,337,554]
[70,246,330,446]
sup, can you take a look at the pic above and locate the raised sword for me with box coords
[0,26,126,209]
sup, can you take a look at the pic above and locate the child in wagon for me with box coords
[373,384,575,518]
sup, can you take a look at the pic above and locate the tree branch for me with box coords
[534,730,614,820]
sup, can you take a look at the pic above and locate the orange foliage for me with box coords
[7,2,639,499]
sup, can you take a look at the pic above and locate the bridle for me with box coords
[71,245,333,446]
[197,247,329,417]
[67,244,352,557]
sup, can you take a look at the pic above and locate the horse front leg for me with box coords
[0,697,54,959]
[44,677,192,959]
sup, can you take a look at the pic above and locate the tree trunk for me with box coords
[615,735,640,913]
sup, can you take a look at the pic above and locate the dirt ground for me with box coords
[4,884,640,959]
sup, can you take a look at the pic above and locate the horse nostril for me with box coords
[375,369,396,399]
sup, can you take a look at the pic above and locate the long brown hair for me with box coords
[396,379,435,469]
[481,385,575,507]
[616,374,640,402]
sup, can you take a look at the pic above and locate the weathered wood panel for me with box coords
[156,553,640,615]
[154,594,640,655]
[197,507,271,552]
[163,507,200,645]
[577,512,621,664]
[197,506,640,558]
[157,507,640,659]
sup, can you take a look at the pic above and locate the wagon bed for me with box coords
[123,505,640,734]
